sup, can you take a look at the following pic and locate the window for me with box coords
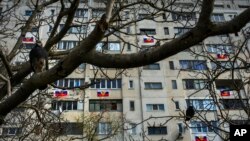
[89,100,122,112]
[211,13,225,22]
[51,9,55,15]
[175,101,180,110]
[206,44,234,54]
[214,4,224,8]
[124,11,129,19]
[128,123,136,135]
[90,79,122,89]
[128,80,134,89]
[174,27,191,36]
[144,82,163,89]
[211,61,238,70]
[54,78,84,87]
[60,123,83,135]
[172,80,177,89]
[169,61,175,70]
[140,29,156,35]
[164,27,169,35]
[57,41,79,50]
[187,99,216,111]
[127,43,131,51]
[182,79,207,90]
[23,44,35,49]
[2,127,22,135]
[96,42,121,52]
[78,63,86,69]
[143,63,160,70]
[130,101,135,111]
[25,10,33,16]
[138,14,154,20]
[126,26,130,33]
[92,9,105,18]
[162,13,166,20]
[146,104,165,111]
[98,123,111,135]
[172,12,196,21]
[148,127,167,135]
[238,5,250,9]
[31,27,39,32]
[60,24,87,34]
[179,60,207,70]
[178,123,183,133]
[75,8,88,18]
[51,101,79,111]
[191,121,217,133]
[220,99,248,110]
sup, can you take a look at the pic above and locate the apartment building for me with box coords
[0,0,250,141]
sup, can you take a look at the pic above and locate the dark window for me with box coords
[178,123,183,133]
[51,9,55,15]
[75,8,88,18]
[175,101,180,110]
[126,26,130,33]
[89,100,122,112]
[2,127,22,136]
[172,12,196,21]
[179,60,207,70]
[172,80,177,89]
[164,27,169,35]
[92,9,105,18]
[130,101,135,111]
[144,82,163,89]
[25,10,33,16]
[24,44,35,49]
[169,61,175,70]
[138,14,154,20]
[220,99,248,110]
[183,79,207,90]
[60,123,83,135]
[51,101,78,111]
[90,79,122,89]
[143,63,160,70]
[127,43,131,51]
[129,80,133,88]
[140,29,156,35]
[148,127,167,135]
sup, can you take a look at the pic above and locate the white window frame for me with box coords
[98,122,111,135]
[146,104,165,111]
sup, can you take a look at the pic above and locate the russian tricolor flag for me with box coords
[97,90,109,97]
[143,36,154,43]
[217,54,228,59]
[195,135,208,141]
[22,37,34,43]
[220,90,231,96]
[54,90,68,97]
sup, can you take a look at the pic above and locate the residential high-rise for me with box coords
[0,0,250,141]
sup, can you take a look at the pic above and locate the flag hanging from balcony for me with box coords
[22,37,34,43]
[195,135,208,141]
[220,90,231,96]
[143,36,154,43]
[97,90,109,97]
[217,53,228,59]
[54,90,68,97]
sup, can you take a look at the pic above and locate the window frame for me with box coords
[144,82,163,89]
